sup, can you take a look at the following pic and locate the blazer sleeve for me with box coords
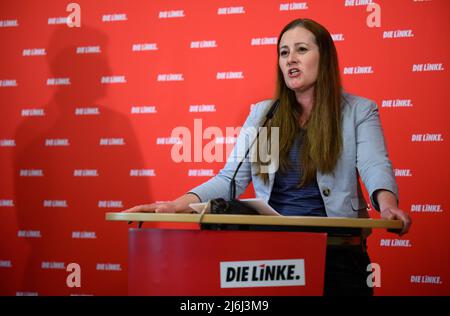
[188,101,270,202]
[355,99,399,211]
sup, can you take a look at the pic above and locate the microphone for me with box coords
[229,100,280,200]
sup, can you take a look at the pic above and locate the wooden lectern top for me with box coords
[105,212,403,229]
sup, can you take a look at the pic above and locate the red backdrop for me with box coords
[0,0,449,296]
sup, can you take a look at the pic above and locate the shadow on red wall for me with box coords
[13,25,151,295]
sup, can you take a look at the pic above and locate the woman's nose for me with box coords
[287,52,298,65]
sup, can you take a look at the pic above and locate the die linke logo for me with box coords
[98,201,123,208]
[75,107,100,115]
[0,199,14,207]
[74,169,99,176]
[411,134,444,142]
[157,74,184,81]
[332,34,345,41]
[99,138,125,145]
[383,29,414,39]
[43,200,68,208]
[217,72,244,80]
[96,263,122,271]
[23,48,46,56]
[130,169,156,177]
[47,78,71,85]
[157,137,182,145]
[343,66,374,75]
[159,10,185,18]
[0,260,12,268]
[48,17,68,25]
[0,139,16,147]
[380,239,412,247]
[102,14,127,22]
[191,40,217,48]
[189,105,216,113]
[45,138,70,146]
[72,231,97,239]
[22,109,45,116]
[41,261,65,270]
[382,99,413,108]
[0,19,19,27]
[251,37,277,46]
[344,0,374,6]
[220,259,305,288]
[411,275,443,285]
[279,2,309,11]
[394,169,412,177]
[132,43,158,51]
[217,7,245,15]
[18,230,42,238]
[411,204,443,213]
[131,106,157,114]
[0,79,18,87]
[20,169,44,177]
[412,63,445,72]
[16,292,38,296]
[188,169,214,177]
[101,76,126,84]
[76,46,101,54]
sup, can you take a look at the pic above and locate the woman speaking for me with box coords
[124,18,412,296]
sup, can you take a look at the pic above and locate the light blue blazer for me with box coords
[190,92,398,218]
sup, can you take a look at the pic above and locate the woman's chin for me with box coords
[287,84,304,93]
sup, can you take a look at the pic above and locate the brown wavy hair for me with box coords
[259,18,342,186]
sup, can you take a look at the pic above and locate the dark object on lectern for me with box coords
[210,198,259,215]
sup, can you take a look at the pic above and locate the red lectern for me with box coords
[128,229,326,295]
[106,213,402,296]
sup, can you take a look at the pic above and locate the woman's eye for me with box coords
[298,47,308,53]
[280,51,288,57]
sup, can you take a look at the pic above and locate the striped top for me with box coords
[268,133,326,217]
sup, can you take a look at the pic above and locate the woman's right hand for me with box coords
[121,193,201,214]
[121,201,180,213]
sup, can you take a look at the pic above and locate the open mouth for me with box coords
[288,68,300,78]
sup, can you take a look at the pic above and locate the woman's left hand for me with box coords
[380,207,412,236]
